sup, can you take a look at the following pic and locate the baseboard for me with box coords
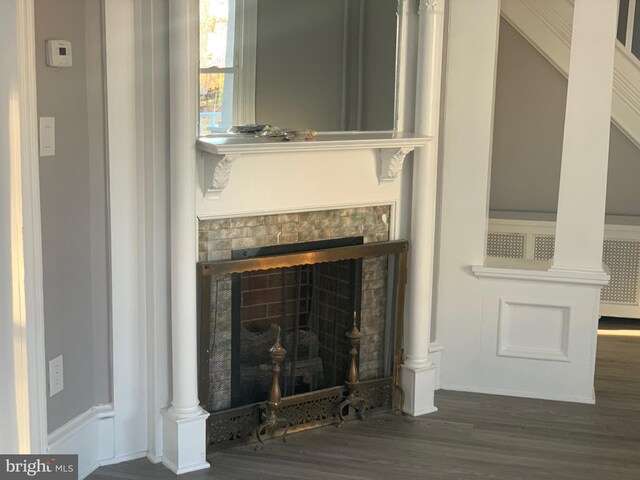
[162,457,210,475]
[48,404,115,480]
[411,405,439,416]
[99,451,148,467]
[438,383,596,405]
[146,452,163,464]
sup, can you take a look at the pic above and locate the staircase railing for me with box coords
[618,0,640,61]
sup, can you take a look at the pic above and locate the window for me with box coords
[199,0,256,135]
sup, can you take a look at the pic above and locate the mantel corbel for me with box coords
[196,133,430,193]
[419,0,444,13]
[378,147,414,183]
[200,151,239,199]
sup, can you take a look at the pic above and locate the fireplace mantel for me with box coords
[197,131,432,199]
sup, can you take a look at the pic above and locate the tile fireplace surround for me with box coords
[198,206,392,262]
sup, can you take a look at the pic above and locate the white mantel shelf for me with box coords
[197,131,432,154]
[197,131,432,198]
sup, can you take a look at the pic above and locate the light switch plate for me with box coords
[39,117,55,157]
[49,355,63,397]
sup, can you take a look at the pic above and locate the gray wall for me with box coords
[607,125,640,216]
[35,0,111,433]
[360,0,397,131]
[254,0,396,131]
[490,19,640,216]
[255,0,346,130]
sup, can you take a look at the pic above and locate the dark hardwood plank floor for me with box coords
[90,331,640,479]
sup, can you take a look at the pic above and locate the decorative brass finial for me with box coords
[336,311,367,426]
[255,325,288,450]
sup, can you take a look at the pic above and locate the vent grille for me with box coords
[601,240,640,305]
[486,232,526,259]
[533,235,555,261]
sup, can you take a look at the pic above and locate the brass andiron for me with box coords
[255,325,288,450]
[336,312,367,427]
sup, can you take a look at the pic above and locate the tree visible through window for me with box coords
[199,0,236,134]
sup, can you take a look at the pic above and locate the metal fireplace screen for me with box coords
[230,237,364,407]
[198,240,408,450]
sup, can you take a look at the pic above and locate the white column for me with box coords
[400,0,445,416]
[551,0,618,274]
[162,0,210,474]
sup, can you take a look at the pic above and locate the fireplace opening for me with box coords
[231,237,363,407]
[198,238,407,449]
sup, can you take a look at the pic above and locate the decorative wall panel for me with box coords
[497,299,571,362]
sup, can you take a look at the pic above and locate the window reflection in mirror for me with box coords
[199,0,398,136]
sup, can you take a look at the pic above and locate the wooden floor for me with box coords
[90,331,640,479]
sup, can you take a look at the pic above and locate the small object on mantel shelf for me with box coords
[227,124,270,134]
[227,124,317,142]
[258,126,317,142]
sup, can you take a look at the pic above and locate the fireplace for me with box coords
[197,207,405,449]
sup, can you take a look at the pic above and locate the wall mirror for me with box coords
[199,0,399,135]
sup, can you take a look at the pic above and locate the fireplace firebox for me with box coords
[231,237,364,407]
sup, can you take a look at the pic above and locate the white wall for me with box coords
[34,0,111,433]
[490,19,640,216]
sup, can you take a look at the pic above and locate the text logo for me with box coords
[0,455,77,480]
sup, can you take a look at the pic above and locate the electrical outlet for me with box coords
[49,355,63,397]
